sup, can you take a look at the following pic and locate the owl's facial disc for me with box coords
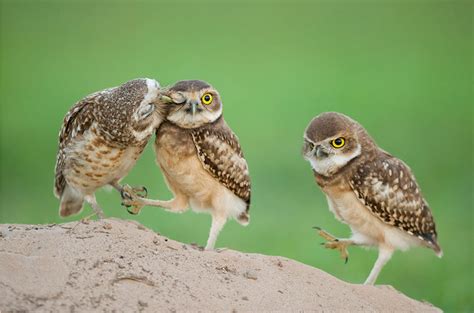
[304,135,361,177]
[165,89,222,129]
[185,98,203,116]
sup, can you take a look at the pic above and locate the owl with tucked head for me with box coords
[54,78,169,219]
[302,112,442,285]
[122,80,251,250]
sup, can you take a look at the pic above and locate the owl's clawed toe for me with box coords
[190,243,205,251]
[313,227,337,241]
[137,186,148,197]
[314,227,351,263]
[121,198,145,215]
[120,185,146,215]
[126,206,140,215]
[323,240,351,263]
[120,184,148,200]
[214,247,229,253]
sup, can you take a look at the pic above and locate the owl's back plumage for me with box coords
[191,116,251,210]
[348,152,440,253]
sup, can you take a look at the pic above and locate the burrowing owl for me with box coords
[54,78,169,218]
[122,80,251,250]
[302,112,442,285]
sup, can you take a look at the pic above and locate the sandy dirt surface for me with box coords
[0,219,440,312]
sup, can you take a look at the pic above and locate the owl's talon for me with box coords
[121,184,148,199]
[126,206,141,215]
[133,185,148,197]
[313,227,338,242]
[121,196,145,215]
[315,227,351,263]
[323,240,351,263]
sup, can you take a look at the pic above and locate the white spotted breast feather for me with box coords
[348,153,441,253]
[190,117,251,210]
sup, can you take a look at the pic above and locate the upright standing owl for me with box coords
[302,112,442,285]
[122,80,251,250]
[54,78,168,218]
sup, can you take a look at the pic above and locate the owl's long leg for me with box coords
[314,227,355,263]
[364,247,394,285]
[205,215,227,251]
[84,195,105,219]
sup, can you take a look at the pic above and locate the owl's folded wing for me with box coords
[54,95,96,197]
[190,118,251,209]
[348,156,440,250]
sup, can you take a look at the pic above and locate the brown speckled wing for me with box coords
[348,155,440,250]
[54,95,96,197]
[190,118,251,210]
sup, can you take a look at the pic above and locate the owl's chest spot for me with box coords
[65,132,144,192]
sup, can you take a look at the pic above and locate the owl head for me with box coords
[94,78,168,143]
[303,112,374,177]
[160,80,223,128]
[127,78,166,132]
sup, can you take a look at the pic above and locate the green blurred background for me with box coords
[0,0,472,311]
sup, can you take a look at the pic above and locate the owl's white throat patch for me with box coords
[310,144,361,177]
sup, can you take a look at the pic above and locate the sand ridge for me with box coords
[0,219,440,312]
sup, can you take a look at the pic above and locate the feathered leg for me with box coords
[364,247,394,285]
[205,215,227,250]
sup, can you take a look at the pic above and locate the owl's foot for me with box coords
[313,226,352,264]
[120,185,148,215]
[120,184,148,199]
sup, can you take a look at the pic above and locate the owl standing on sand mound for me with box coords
[122,80,251,251]
[54,78,170,219]
[302,112,442,285]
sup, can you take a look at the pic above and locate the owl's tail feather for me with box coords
[237,212,250,226]
[428,237,443,258]
[433,243,443,258]
[59,185,85,217]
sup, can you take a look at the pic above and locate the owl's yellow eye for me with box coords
[331,137,345,148]
[201,93,213,105]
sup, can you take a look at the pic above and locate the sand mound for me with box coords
[0,219,439,312]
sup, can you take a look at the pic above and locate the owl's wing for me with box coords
[190,118,251,209]
[348,155,440,251]
[54,94,97,198]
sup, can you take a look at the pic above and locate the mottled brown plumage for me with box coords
[348,155,439,249]
[191,116,251,208]
[54,78,168,218]
[122,80,251,250]
[302,112,441,285]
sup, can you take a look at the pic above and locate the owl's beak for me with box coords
[315,145,329,158]
[189,99,200,117]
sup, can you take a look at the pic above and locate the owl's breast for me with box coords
[63,127,146,194]
[323,182,386,242]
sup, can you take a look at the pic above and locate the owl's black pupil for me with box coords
[335,138,342,145]
[205,95,210,101]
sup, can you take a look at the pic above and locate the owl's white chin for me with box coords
[167,108,222,129]
[309,144,361,177]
